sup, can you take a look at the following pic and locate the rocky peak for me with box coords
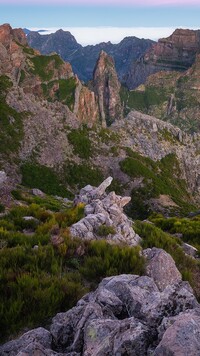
[93,50,123,126]
[0,23,27,48]
[125,28,200,89]
[145,28,200,69]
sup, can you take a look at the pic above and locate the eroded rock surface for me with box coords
[1,247,199,355]
[70,177,141,246]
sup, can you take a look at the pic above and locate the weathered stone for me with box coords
[0,170,7,187]
[0,328,51,356]
[32,188,45,197]
[70,178,141,246]
[155,309,200,356]
[93,50,123,126]
[182,242,198,258]
[143,247,182,291]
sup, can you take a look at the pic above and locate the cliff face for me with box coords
[126,29,200,89]
[124,54,200,133]
[0,23,100,126]
[93,50,123,126]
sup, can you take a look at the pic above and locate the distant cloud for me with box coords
[29,26,196,45]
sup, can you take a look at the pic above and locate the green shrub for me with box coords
[67,127,93,159]
[97,224,116,236]
[21,162,70,198]
[81,240,145,282]
[134,221,199,295]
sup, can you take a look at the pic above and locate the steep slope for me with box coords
[0,24,199,218]
[122,54,200,133]
[27,29,154,83]
[125,28,200,89]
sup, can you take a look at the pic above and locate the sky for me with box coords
[0,0,200,45]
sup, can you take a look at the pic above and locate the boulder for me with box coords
[143,247,182,291]
[155,308,200,355]
[0,328,51,356]
[1,253,199,355]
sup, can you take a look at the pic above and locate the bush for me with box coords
[67,127,93,159]
[97,224,116,236]
[21,162,70,198]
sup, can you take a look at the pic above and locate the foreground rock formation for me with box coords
[70,177,141,246]
[1,247,200,355]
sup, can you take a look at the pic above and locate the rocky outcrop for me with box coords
[73,76,99,125]
[70,177,141,246]
[1,248,199,355]
[93,51,123,126]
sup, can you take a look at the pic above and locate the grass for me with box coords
[42,78,76,110]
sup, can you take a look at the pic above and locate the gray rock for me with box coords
[32,188,45,197]
[70,178,141,246]
[0,170,7,187]
[182,242,198,258]
[143,247,182,291]
[155,309,200,356]
[0,328,51,356]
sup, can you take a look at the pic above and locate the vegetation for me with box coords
[21,162,71,198]
[42,77,76,109]
[0,196,144,342]
[135,221,200,295]
[67,127,93,159]
[64,162,104,189]
[30,54,63,81]
[96,224,116,236]
[150,215,200,250]
[120,150,196,219]
[0,75,24,157]
[120,85,168,113]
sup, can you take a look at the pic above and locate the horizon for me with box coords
[1,1,200,45]
[27,26,199,46]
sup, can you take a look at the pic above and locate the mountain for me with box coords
[1,24,200,349]
[27,29,154,83]
[122,52,200,133]
[0,23,200,218]
[125,28,200,89]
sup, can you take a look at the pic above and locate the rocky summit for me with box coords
[1,247,200,355]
